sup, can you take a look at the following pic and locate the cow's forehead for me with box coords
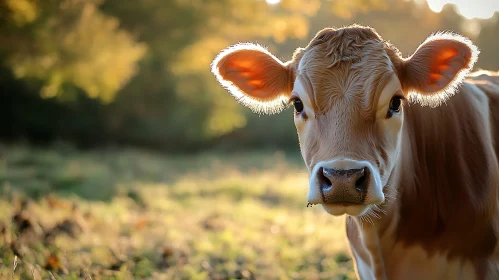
[295,41,398,114]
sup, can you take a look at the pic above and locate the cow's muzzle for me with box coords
[318,166,368,204]
[307,159,384,216]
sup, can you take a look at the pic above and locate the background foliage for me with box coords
[1,1,498,279]
[0,0,498,152]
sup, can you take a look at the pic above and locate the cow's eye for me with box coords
[389,96,402,113]
[293,99,304,113]
[387,96,403,118]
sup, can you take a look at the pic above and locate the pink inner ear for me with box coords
[403,34,478,98]
[428,47,459,86]
[217,49,291,100]
[221,57,268,98]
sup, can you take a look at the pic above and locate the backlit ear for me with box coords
[403,32,479,107]
[211,43,294,115]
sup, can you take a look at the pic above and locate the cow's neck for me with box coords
[389,99,499,259]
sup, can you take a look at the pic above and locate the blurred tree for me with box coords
[100,0,324,148]
[476,14,499,70]
[0,0,497,151]
[438,4,464,34]
[0,0,146,102]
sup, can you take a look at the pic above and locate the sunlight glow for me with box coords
[426,0,499,19]
[265,0,281,5]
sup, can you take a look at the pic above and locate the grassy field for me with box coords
[0,145,354,280]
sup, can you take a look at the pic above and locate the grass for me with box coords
[0,144,355,279]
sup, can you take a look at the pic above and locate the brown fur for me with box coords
[211,25,499,279]
[396,84,499,259]
[292,27,399,185]
[295,26,400,116]
[296,27,498,278]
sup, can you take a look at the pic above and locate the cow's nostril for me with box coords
[318,167,332,191]
[355,168,369,193]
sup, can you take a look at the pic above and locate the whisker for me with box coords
[373,205,387,216]
[384,186,399,196]
[359,216,365,229]
[368,210,378,220]
[384,197,395,204]
[365,215,374,226]
[369,210,381,219]
[384,193,398,199]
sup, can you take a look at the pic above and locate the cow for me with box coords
[210,24,499,279]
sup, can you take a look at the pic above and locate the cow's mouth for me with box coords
[307,201,371,216]
[307,202,362,207]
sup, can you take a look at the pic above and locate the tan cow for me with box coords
[211,24,499,279]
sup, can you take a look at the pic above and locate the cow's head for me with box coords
[211,25,478,217]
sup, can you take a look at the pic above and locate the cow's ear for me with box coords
[402,33,479,107]
[211,43,294,115]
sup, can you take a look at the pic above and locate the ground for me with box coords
[0,145,355,280]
